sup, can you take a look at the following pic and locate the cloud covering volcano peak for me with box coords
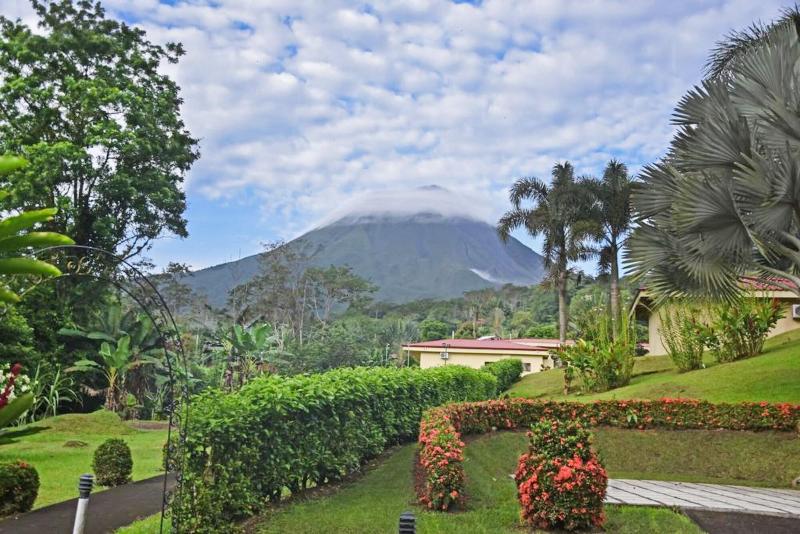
[318,185,495,227]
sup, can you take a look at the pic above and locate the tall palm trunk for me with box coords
[557,271,568,343]
[609,240,620,339]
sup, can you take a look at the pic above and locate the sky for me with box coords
[0,0,791,270]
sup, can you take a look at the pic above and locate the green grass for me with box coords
[475,428,800,488]
[251,431,710,534]
[0,410,168,508]
[115,513,169,533]
[509,330,800,403]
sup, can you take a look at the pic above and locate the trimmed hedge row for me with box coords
[417,398,800,509]
[172,365,497,532]
[482,358,523,393]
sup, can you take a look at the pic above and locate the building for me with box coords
[631,277,800,356]
[402,337,567,375]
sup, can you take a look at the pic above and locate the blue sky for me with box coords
[2,0,791,270]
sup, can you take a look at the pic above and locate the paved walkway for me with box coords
[0,473,175,534]
[606,479,800,517]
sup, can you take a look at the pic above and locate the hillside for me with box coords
[180,188,546,306]
[508,330,800,403]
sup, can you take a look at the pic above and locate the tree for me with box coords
[228,241,308,335]
[498,162,595,342]
[303,265,377,324]
[0,1,198,261]
[419,319,450,341]
[627,8,800,301]
[585,160,633,336]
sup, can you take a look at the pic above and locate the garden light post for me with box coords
[72,474,94,534]
[399,511,416,533]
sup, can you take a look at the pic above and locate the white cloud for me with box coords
[0,0,791,267]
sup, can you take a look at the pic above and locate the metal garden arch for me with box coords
[28,245,190,533]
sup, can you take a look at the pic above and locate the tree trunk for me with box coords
[609,241,620,340]
[558,273,568,343]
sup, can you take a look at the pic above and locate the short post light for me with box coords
[399,511,416,533]
[72,474,94,534]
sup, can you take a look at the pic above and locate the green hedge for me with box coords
[171,365,497,532]
[482,359,523,393]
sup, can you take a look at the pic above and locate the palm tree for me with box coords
[585,160,634,335]
[627,8,800,301]
[498,162,595,342]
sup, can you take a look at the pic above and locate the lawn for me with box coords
[508,330,800,403]
[254,446,700,534]
[0,410,168,508]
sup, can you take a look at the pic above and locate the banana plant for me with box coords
[70,335,159,414]
[220,323,289,390]
[0,155,74,304]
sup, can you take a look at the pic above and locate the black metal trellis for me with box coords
[26,245,191,534]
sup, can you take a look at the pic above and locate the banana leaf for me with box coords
[0,392,33,429]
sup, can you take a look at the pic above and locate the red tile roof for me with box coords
[739,276,798,291]
[402,338,568,352]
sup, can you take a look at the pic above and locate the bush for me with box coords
[172,365,497,531]
[705,298,783,362]
[559,338,635,393]
[515,420,607,531]
[659,303,707,372]
[92,438,133,486]
[482,359,523,393]
[0,460,39,516]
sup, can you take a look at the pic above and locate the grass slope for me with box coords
[509,330,800,403]
[249,431,721,534]
[0,410,168,508]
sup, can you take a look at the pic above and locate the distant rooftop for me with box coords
[403,337,569,352]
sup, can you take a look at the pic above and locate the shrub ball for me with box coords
[92,438,133,486]
[0,460,40,516]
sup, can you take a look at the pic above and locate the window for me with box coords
[523,363,532,372]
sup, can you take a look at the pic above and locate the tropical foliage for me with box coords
[0,156,74,304]
[585,160,634,335]
[498,163,596,341]
[628,9,800,301]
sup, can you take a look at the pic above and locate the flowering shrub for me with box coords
[0,363,31,408]
[415,397,800,510]
[0,460,39,516]
[172,365,497,531]
[515,420,607,531]
[417,410,465,510]
[0,363,33,428]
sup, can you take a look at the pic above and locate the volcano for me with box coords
[182,187,545,306]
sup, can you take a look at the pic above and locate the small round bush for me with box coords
[515,420,607,531]
[92,438,133,486]
[515,451,607,531]
[0,460,40,516]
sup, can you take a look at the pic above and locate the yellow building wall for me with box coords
[416,351,546,375]
[647,299,800,356]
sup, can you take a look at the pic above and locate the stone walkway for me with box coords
[606,479,800,517]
